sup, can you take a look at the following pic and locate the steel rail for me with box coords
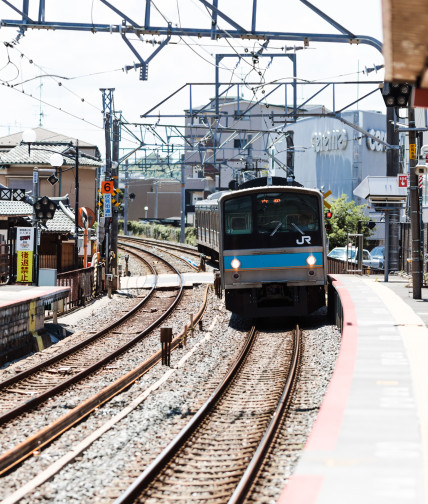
[0,283,210,477]
[125,241,200,272]
[0,248,177,427]
[119,236,201,270]
[227,325,302,504]
[113,324,258,504]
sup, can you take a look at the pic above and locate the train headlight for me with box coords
[231,258,241,269]
[306,254,316,266]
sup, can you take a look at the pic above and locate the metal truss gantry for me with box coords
[1,0,382,80]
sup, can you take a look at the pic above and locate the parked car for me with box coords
[327,247,380,268]
[370,246,385,269]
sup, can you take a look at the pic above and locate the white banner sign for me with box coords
[16,227,34,252]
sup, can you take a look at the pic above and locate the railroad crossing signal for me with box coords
[112,188,122,207]
[323,190,332,209]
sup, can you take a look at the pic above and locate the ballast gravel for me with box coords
[0,250,341,503]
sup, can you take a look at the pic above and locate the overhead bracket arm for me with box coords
[122,30,171,80]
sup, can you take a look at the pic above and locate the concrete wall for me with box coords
[0,287,70,365]
[126,179,181,220]
[0,298,44,364]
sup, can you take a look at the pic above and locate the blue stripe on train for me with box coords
[224,252,323,270]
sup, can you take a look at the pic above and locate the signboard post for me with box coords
[104,193,112,218]
[16,227,35,283]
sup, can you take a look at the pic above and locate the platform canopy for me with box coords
[353,176,407,205]
[382,0,428,106]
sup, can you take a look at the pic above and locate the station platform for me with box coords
[279,273,428,504]
[119,271,214,289]
[0,284,70,364]
[0,284,70,308]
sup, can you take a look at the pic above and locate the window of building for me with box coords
[234,110,250,121]
[233,138,247,149]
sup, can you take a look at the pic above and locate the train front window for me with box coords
[224,196,252,235]
[256,193,319,235]
[223,191,322,250]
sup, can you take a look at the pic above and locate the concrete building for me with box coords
[126,178,181,221]
[183,97,301,219]
[283,110,394,201]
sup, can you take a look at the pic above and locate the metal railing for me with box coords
[57,265,104,311]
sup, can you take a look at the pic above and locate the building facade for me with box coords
[126,178,181,221]
[284,110,391,202]
[0,128,102,212]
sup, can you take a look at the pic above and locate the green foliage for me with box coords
[326,195,374,249]
[118,220,196,246]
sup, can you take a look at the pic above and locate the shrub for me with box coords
[119,220,196,246]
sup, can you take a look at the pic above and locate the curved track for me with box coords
[118,235,203,272]
[0,247,182,428]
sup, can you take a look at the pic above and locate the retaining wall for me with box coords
[0,287,70,365]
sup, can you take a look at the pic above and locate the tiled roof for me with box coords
[0,128,96,149]
[0,200,32,215]
[0,144,102,167]
[0,200,80,234]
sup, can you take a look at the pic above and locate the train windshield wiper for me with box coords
[270,222,282,236]
[291,223,304,235]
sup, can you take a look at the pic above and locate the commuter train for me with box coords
[195,177,327,317]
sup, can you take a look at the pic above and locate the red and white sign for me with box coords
[397,174,424,189]
[398,174,408,188]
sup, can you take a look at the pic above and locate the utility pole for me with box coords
[103,111,112,290]
[32,168,39,285]
[409,105,422,299]
[74,141,80,270]
[386,108,400,271]
[123,160,129,236]
[111,117,120,290]
[180,162,185,243]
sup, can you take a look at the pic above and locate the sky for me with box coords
[0,0,386,157]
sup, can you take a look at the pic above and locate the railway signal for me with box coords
[34,196,57,220]
[380,82,412,108]
[325,210,332,233]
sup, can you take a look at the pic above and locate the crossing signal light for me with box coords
[325,211,332,219]
[34,196,57,220]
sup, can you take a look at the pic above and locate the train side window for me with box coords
[224,196,252,234]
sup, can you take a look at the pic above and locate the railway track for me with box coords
[0,247,183,431]
[113,325,302,504]
[118,235,204,272]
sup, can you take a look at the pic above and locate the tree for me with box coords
[326,194,374,249]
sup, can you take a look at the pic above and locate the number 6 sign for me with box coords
[101,181,114,194]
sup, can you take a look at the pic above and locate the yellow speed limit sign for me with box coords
[101,181,114,194]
